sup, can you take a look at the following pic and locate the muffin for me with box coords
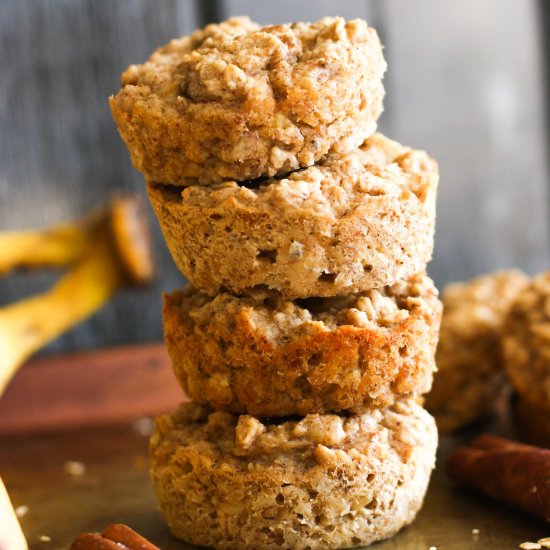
[427,270,529,433]
[163,273,441,416]
[503,270,550,409]
[148,133,438,298]
[111,17,386,185]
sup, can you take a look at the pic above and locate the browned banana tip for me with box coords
[107,195,154,286]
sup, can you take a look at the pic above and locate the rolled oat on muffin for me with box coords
[150,399,437,550]
[426,270,529,433]
[163,272,441,417]
[148,133,438,298]
[111,16,386,185]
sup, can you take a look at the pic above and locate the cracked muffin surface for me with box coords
[150,399,437,550]
[111,16,386,185]
[148,133,438,298]
[426,270,529,433]
[163,272,441,416]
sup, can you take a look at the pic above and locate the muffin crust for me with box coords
[150,399,437,550]
[163,273,441,416]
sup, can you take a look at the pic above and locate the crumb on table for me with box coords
[63,460,86,476]
[15,505,28,517]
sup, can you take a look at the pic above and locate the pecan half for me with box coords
[70,524,160,550]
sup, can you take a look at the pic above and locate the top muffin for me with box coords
[110,16,386,185]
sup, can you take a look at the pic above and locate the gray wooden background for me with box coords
[1,0,549,354]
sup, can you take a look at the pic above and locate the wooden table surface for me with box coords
[1,424,547,550]
[0,346,548,550]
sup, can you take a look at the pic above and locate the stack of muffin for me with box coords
[110,16,442,550]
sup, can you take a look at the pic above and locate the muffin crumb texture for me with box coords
[148,132,438,298]
[164,272,441,416]
[111,16,386,185]
[150,399,437,550]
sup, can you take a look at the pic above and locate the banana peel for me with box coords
[0,196,154,396]
[0,205,110,276]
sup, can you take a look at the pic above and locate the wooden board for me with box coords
[0,344,548,549]
[1,425,548,550]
